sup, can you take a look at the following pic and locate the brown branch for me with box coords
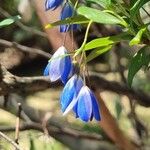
[1,65,149,107]
[89,72,150,107]
[0,39,51,59]
[0,74,139,150]
[0,131,23,150]
[0,123,103,142]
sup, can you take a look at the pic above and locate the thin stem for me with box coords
[74,20,92,57]
[15,103,22,145]
[74,0,79,9]
[0,131,22,150]
[83,65,86,86]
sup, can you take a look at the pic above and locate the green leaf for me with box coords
[129,27,146,46]
[130,0,139,7]
[130,0,149,17]
[128,47,150,87]
[45,15,89,29]
[77,6,123,25]
[0,15,21,28]
[86,0,111,8]
[29,136,35,150]
[87,45,112,62]
[84,33,130,51]
[115,99,122,120]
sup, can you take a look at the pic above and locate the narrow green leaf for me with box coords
[84,33,130,51]
[77,6,123,25]
[45,15,89,29]
[129,27,146,46]
[86,0,111,8]
[130,0,149,17]
[130,0,139,7]
[0,15,21,28]
[29,136,35,150]
[115,99,122,120]
[87,45,112,62]
[128,47,150,87]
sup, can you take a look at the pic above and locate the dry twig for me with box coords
[0,131,23,150]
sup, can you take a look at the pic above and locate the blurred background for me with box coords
[0,0,150,150]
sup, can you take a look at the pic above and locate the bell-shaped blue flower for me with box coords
[45,46,72,84]
[60,74,83,114]
[60,2,79,32]
[75,86,101,122]
[45,0,63,10]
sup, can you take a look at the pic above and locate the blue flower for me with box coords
[44,46,72,84]
[60,74,83,114]
[60,2,79,32]
[45,0,63,10]
[75,86,101,122]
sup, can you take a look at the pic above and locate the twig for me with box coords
[0,38,51,59]
[15,103,22,144]
[0,131,22,150]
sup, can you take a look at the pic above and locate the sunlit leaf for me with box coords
[84,33,130,51]
[0,15,21,28]
[87,45,112,62]
[45,15,89,29]
[86,0,111,8]
[77,6,123,25]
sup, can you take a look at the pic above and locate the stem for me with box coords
[74,0,79,9]
[74,20,92,57]
[15,103,22,145]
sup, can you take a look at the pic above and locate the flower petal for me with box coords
[45,0,63,10]
[90,92,101,121]
[73,103,79,118]
[43,62,50,76]
[61,3,73,20]
[60,2,79,32]
[49,46,65,82]
[77,86,92,122]
[49,46,72,83]
[63,97,78,116]
[60,74,83,113]
[60,55,72,84]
